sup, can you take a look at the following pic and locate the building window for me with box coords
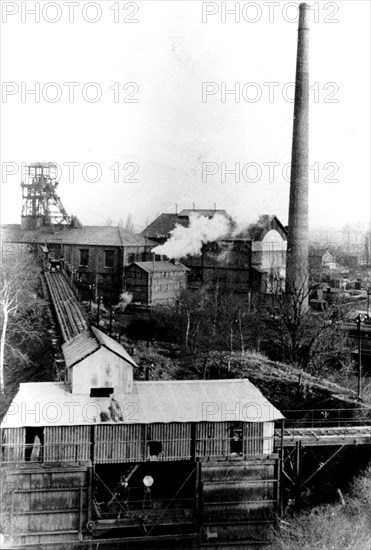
[102,274,112,285]
[104,250,115,268]
[229,424,243,456]
[25,427,44,462]
[79,249,89,266]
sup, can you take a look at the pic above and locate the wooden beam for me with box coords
[301,445,345,488]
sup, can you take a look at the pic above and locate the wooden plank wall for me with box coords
[148,423,192,460]
[196,422,268,458]
[196,423,229,457]
[95,424,143,463]
[44,426,90,462]
[245,423,264,455]
[2,422,273,465]
[95,423,192,462]
[1,428,26,462]
[200,459,279,547]
[2,465,89,548]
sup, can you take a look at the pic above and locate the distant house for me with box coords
[309,248,337,273]
[125,260,189,305]
[1,224,155,302]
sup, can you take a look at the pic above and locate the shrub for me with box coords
[271,467,371,550]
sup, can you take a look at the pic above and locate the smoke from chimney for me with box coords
[285,2,310,308]
[151,213,230,259]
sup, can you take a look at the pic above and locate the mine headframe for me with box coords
[21,163,71,227]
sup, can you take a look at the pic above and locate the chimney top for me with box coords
[298,3,310,31]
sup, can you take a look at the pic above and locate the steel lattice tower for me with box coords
[21,163,70,229]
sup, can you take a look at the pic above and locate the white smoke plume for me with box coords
[115,291,133,312]
[152,213,231,259]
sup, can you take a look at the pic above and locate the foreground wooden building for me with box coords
[0,328,283,549]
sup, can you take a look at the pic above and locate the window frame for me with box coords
[79,248,89,267]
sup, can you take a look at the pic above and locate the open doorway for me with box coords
[92,462,197,539]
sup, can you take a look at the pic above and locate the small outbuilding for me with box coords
[125,260,189,305]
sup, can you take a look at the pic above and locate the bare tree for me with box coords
[0,247,43,392]
[124,214,134,232]
[264,277,351,372]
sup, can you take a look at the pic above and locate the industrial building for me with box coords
[2,223,154,303]
[1,163,156,303]
[125,261,189,306]
[0,6,317,548]
[142,212,287,299]
[0,269,284,549]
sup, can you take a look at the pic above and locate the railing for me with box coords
[279,408,371,430]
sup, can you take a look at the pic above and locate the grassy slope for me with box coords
[270,467,371,550]
[130,340,371,410]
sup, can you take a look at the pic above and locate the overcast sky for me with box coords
[1,0,370,231]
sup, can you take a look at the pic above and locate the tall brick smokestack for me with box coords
[286,3,310,309]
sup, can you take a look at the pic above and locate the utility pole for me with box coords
[356,315,362,400]
[355,313,371,400]
[89,284,95,312]
[109,305,114,337]
[96,296,102,328]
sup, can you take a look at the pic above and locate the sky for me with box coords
[0,0,370,232]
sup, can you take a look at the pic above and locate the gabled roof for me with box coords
[141,211,229,241]
[62,330,99,368]
[142,213,287,243]
[237,215,287,241]
[1,379,283,427]
[91,326,137,367]
[118,227,155,247]
[62,328,137,369]
[141,214,188,240]
[310,248,336,258]
[1,224,153,248]
[126,261,189,273]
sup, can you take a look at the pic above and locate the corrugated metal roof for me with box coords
[128,261,189,273]
[62,328,137,369]
[1,379,283,428]
[1,224,153,248]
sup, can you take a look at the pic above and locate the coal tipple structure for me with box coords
[0,270,283,549]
